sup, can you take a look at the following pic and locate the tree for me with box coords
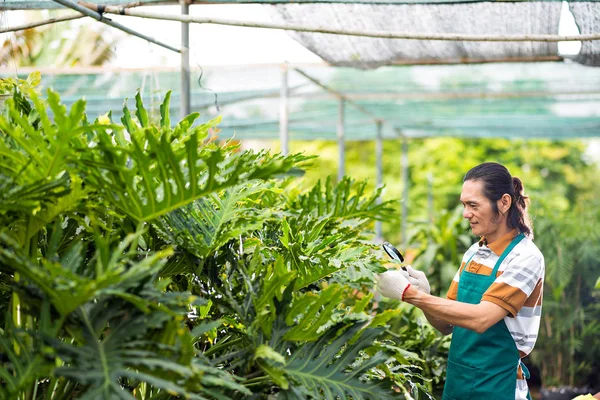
[0,11,117,67]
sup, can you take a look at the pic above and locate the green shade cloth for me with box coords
[2,62,599,140]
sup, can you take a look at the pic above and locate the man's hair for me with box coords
[464,162,533,238]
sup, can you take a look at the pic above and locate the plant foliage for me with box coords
[0,80,440,400]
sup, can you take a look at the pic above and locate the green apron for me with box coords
[442,233,530,400]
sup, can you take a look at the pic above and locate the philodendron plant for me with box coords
[0,79,446,400]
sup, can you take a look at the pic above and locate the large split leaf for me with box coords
[279,323,396,399]
[46,299,207,400]
[156,182,273,260]
[82,92,310,222]
[0,230,171,317]
[0,90,100,244]
[288,176,396,223]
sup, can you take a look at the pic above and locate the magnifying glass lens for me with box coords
[382,242,404,262]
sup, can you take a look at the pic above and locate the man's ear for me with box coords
[499,193,512,214]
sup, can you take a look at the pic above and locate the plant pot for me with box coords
[541,387,597,400]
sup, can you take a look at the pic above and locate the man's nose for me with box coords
[463,209,472,219]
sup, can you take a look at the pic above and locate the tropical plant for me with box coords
[0,79,444,399]
[1,12,117,68]
[530,198,600,389]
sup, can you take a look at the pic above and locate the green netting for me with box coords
[2,0,599,9]
[2,62,600,140]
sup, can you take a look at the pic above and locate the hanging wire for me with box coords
[195,62,220,112]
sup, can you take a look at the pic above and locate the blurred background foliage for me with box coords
[271,136,600,392]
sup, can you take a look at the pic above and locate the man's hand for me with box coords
[377,269,412,301]
[405,266,431,295]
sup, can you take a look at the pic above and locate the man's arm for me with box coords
[422,311,454,336]
[404,287,509,334]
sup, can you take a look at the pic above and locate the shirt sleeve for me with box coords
[481,252,545,317]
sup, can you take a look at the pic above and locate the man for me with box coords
[378,162,545,400]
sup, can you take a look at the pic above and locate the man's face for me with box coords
[460,179,501,241]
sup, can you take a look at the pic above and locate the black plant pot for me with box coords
[541,387,597,400]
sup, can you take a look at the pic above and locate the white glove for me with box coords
[377,269,412,301]
[405,265,431,295]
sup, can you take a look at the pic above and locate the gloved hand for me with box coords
[377,269,412,301]
[405,265,431,295]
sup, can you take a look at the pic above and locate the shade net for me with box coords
[268,2,563,69]
[2,0,600,9]
[570,2,600,66]
[2,62,600,141]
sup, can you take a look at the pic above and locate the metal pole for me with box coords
[337,99,345,182]
[180,0,191,119]
[375,121,383,239]
[0,14,84,33]
[401,135,409,249]
[92,6,600,43]
[51,0,180,53]
[279,64,289,155]
[428,172,434,223]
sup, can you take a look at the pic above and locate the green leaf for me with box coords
[160,91,172,129]
[288,176,396,222]
[191,319,223,339]
[281,324,395,399]
[156,182,273,259]
[84,112,310,221]
[135,90,149,128]
[254,344,286,365]
[283,284,346,342]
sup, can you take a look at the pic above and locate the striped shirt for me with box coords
[447,230,545,399]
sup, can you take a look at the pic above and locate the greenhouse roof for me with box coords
[3,0,598,10]
[2,62,599,141]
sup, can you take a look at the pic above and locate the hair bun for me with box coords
[512,177,528,208]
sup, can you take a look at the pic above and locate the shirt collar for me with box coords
[479,229,518,256]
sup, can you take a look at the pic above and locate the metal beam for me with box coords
[54,0,180,53]
[92,7,600,42]
[375,121,383,239]
[292,67,383,124]
[290,89,600,101]
[5,0,600,10]
[180,0,191,118]
[401,133,408,249]
[0,14,84,33]
[279,64,290,155]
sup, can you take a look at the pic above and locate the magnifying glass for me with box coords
[382,242,407,270]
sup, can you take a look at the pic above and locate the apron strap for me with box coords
[490,233,525,277]
[519,360,531,379]
[461,233,525,279]
[520,360,533,400]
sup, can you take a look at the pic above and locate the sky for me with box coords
[0,1,582,68]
